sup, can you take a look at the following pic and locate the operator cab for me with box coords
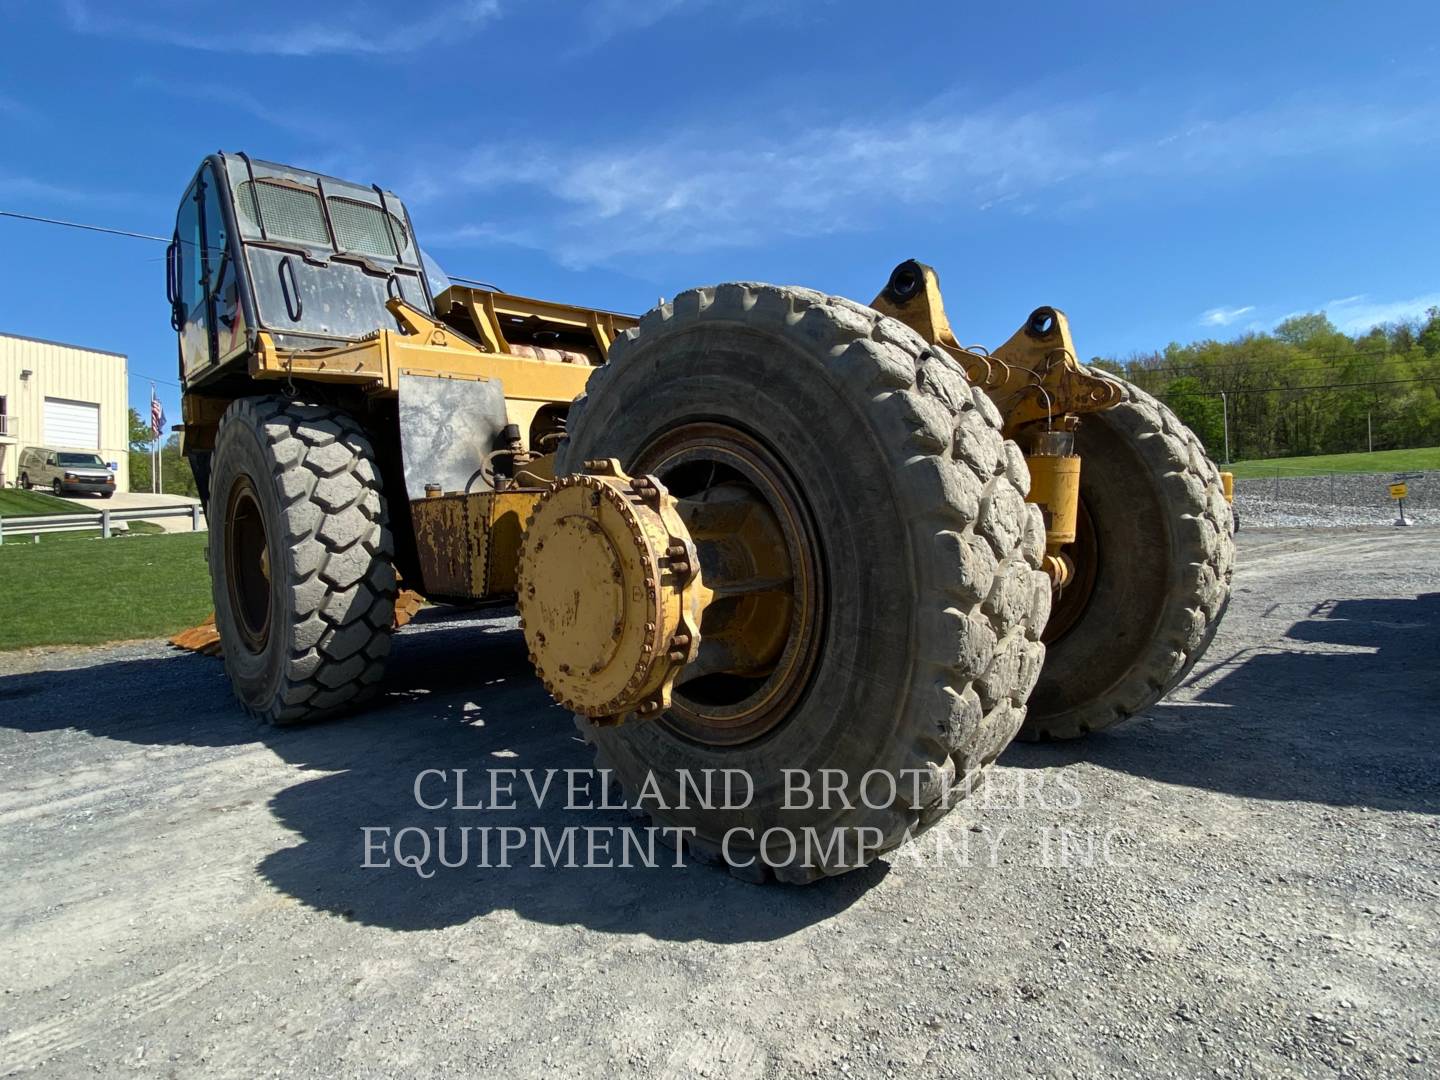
[167,153,431,388]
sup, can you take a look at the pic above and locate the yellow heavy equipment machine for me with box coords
[168,154,1234,880]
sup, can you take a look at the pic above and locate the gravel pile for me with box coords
[1234,469,1434,528]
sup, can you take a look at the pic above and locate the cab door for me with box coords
[170,172,212,379]
[199,165,247,364]
[169,162,244,380]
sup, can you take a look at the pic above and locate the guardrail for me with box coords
[0,503,205,544]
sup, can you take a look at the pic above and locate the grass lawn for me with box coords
[0,488,77,516]
[1226,446,1440,479]
[0,531,213,651]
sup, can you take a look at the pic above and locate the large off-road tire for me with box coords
[208,397,396,725]
[558,283,1051,882]
[1022,378,1234,740]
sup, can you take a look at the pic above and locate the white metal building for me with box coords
[0,332,130,493]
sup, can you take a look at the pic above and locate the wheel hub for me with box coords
[224,476,272,653]
[517,428,824,743]
[516,460,704,722]
[644,425,822,746]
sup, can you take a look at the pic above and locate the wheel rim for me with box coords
[634,423,824,747]
[224,476,272,653]
[1042,496,1099,645]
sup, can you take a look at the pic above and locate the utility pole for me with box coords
[1220,391,1230,464]
[1367,410,1373,453]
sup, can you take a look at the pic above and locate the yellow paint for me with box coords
[409,488,544,599]
[516,467,703,721]
[1025,452,1082,551]
[1389,482,1408,500]
[869,262,1122,437]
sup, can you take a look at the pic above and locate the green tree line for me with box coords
[128,408,199,498]
[1089,307,1440,461]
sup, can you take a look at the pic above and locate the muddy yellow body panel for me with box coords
[409,489,543,600]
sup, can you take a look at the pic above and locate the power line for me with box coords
[1101,346,1400,375]
[0,209,168,243]
[1104,351,1440,385]
[1141,360,1440,383]
[1202,376,1440,395]
[1113,343,1399,366]
[1109,329,1438,370]
[4,205,1432,388]
[128,371,182,390]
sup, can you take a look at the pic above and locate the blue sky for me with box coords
[2,0,1438,426]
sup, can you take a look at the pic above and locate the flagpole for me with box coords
[149,384,163,495]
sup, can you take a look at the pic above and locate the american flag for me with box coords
[150,385,166,440]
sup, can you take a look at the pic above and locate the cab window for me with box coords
[174,179,204,319]
[200,172,230,293]
[235,180,331,247]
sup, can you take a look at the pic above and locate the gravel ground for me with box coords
[1,526,1437,1079]
[1235,470,1434,528]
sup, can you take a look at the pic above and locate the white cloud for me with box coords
[1323,292,1440,333]
[568,0,814,49]
[63,0,500,56]
[424,103,1096,265]
[580,0,707,34]
[1200,305,1256,327]
[417,89,1440,267]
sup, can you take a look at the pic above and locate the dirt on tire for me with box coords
[208,397,397,724]
[559,283,1052,881]
[1023,377,1235,740]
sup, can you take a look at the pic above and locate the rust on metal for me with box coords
[410,489,543,600]
[515,460,706,723]
[1024,426,1082,588]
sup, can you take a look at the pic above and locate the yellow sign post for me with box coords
[1390,476,1415,527]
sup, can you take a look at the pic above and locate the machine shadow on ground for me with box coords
[14,590,1432,937]
[1003,592,1440,815]
[0,608,885,941]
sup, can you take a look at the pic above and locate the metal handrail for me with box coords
[0,503,206,543]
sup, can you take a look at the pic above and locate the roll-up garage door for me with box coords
[44,397,101,449]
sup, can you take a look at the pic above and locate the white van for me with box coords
[17,446,116,498]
